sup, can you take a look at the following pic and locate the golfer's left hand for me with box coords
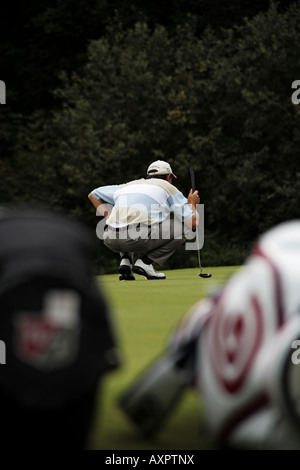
[188,189,200,206]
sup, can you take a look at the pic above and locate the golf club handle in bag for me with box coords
[119,339,197,437]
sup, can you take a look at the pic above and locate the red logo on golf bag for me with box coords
[208,294,263,393]
[14,290,81,370]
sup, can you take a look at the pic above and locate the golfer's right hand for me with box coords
[188,189,200,206]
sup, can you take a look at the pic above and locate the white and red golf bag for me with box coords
[120,220,300,449]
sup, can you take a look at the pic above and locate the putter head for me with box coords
[198,273,212,278]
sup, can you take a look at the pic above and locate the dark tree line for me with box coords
[1,1,299,273]
[0,0,293,113]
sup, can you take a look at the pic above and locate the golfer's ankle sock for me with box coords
[121,253,133,264]
[141,255,152,265]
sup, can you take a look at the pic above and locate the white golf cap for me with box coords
[147,160,177,178]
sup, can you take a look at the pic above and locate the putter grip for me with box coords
[119,353,193,437]
[190,167,196,192]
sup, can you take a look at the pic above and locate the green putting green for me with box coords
[88,266,240,450]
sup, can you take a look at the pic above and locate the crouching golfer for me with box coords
[88,160,200,280]
[119,220,300,449]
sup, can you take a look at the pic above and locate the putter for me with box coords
[189,167,212,278]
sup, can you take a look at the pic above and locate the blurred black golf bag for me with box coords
[0,209,120,449]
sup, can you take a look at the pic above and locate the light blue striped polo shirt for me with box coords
[91,178,194,228]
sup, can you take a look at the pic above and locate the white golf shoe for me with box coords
[133,259,166,280]
[118,257,135,281]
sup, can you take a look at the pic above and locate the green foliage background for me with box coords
[1,1,300,274]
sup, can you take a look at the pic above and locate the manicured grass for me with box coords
[87,266,240,450]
